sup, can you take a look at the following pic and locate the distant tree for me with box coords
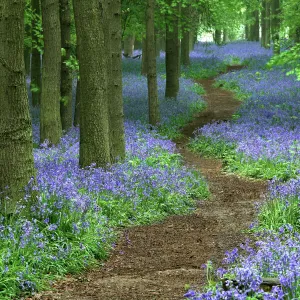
[73,0,111,168]
[147,0,160,125]
[214,29,222,45]
[0,0,35,214]
[165,0,180,99]
[31,0,42,107]
[60,0,73,131]
[40,0,62,145]
[181,4,191,66]
[271,0,280,54]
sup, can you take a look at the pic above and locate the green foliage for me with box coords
[30,83,40,94]
[189,136,300,180]
[158,101,207,139]
[182,63,227,80]
[255,195,300,232]
[213,79,250,101]
[266,44,300,80]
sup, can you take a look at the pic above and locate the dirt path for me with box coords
[31,67,267,300]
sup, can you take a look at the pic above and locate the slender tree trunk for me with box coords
[250,9,260,41]
[31,0,42,107]
[245,24,249,40]
[271,0,280,55]
[261,0,266,47]
[106,0,125,162]
[0,0,35,215]
[165,0,180,99]
[73,0,111,168]
[40,0,62,145]
[74,78,80,126]
[141,38,148,76]
[215,29,222,45]
[223,29,229,43]
[265,0,271,48]
[181,5,190,66]
[60,0,73,131]
[123,34,135,56]
[146,0,159,126]
[134,39,142,50]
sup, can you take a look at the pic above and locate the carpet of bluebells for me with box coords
[0,45,210,299]
[185,42,300,299]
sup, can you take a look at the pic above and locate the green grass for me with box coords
[189,136,300,181]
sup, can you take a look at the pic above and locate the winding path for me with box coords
[32,67,267,300]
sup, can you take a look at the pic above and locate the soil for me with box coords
[29,66,267,300]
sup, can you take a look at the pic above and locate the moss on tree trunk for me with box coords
[0,0,36,214]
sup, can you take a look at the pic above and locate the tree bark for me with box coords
[60,0,73,131]
[271,0,280,55]
[215,29,222,45]
[141,38,148,76]
[74,78,80,126]
[250,9,260,41]
[123,34,135,56]
[0,0,36,215]
[165,0,180,99]
[261,0,266,47]
[73,0,111,168]
[24,22,31,76]
[108,0,125,162]
[223,29,229,43]
[146,0,159,126]
[31,0,42,107]
[181,5,190,66]
[265,0,271,48]
[40,0,62,145]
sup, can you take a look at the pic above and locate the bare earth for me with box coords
[29,66,267,300]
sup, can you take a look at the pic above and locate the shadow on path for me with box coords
[31,66,267,300]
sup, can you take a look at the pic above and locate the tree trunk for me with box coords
[40,0,62,145]
[215,29,222,45]
[108,0,125,162]
[60,0,73,131]
[146,0,159,126]
[134,39,142,50]
[181,5,190,66]
[245,24,249,40]
[74,78,80,126]
[265,0,271,48]
[141,38,148,76]
[73,0,111,168]
[223,29,229,43]
[271,0,280,55]
[24,23,31,76]
[0,0,36,215]
[165,0,180,99]
[123,34,135,56]
[261,0,266,47]
[250,9,260,41]
[31,0,42,107]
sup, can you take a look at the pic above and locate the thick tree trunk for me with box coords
[141,38,148,76]
[40,0,62,145]
[215,29,222,45]
[31,0,42,107]
[60,0,73,131]
[134,39,142,50]
[271,0,280,55]
[165,0,180,99]
[146,0,159,126]
[0,0,35,215]
[73,0,111,168]
[108,0,125,162]
[123,34,135,56]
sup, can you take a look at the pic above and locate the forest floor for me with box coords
[30,66,267,300]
